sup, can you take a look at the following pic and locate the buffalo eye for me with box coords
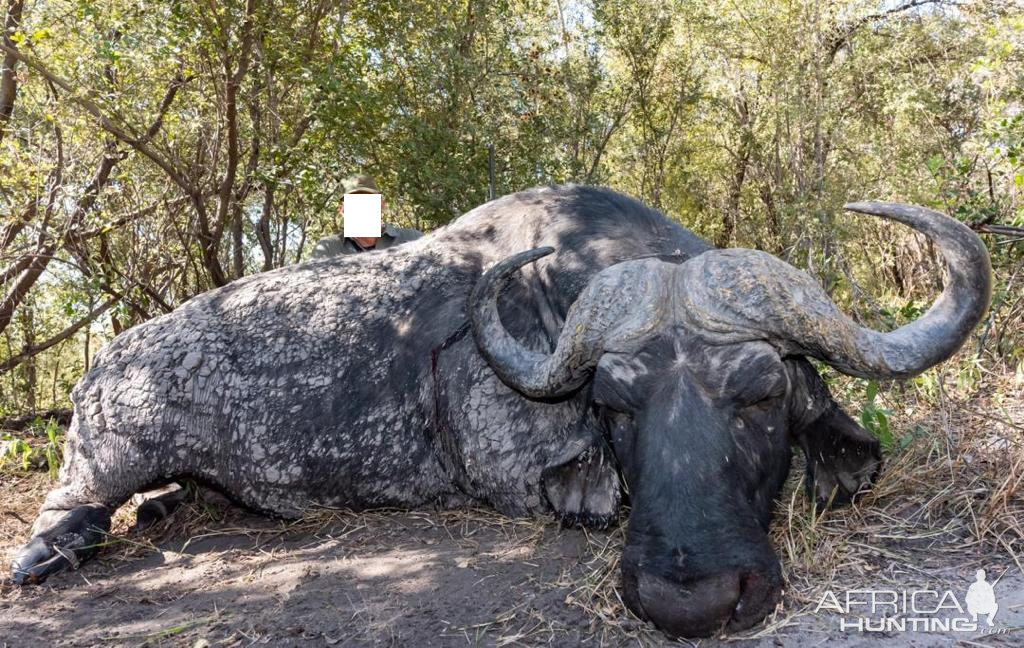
[735,371,788,410]
[711,345,788,408]
[592,353,646,413]
[745,390,784,412]
[592,390,634,415]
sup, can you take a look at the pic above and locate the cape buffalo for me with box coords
[11,185,991,637]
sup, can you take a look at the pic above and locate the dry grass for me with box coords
[767,358,1024,637]
[0,472,50,551]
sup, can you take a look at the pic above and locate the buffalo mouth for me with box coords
[620,561,782,637]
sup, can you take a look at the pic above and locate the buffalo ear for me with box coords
[784,358,881,508]
[797,405,882,510]
[542,442,621,529]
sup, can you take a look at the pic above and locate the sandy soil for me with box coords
[1,472,1022,648]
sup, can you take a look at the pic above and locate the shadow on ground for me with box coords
[1,473,1023,647]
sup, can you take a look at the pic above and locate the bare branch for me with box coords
[0,40,196,193]
[973,223,1024,238]
[826,0,951,64]
[142,67,192,144]
[0,202,34,251]
[0,297,118,374]
[0,247,52,333]
[75,195,190,240]
[0,45,192,333]
[0,251,34,285]
[210,0,258,285]
[0,142,122,335]
[585,99,630,184]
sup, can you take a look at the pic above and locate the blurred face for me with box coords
[340,192,385,247]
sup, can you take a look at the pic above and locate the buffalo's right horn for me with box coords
[470,248,668,398]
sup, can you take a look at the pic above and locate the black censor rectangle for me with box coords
[342,194,382,240]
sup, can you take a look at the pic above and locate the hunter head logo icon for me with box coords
[965,569,998,626]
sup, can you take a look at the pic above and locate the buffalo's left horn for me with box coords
[674,202,992,379]
[470,248,668,398]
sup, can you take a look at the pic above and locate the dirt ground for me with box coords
[1,470,1022,648]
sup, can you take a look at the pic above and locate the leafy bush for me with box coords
[0,417,65,479]
[859,380,893,450]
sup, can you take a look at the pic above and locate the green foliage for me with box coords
[0,418,65,479]
[0,0,1022,414]
[896,424,930,453]
[859,381,893,450]
[39,418,65,480]
[0,433,34,471]
[878,300,925,330]
[913,369,942,405]
[955,354,985,395]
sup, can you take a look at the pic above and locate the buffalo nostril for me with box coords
[634,570,741,637]
[728,570,781,631]
[629,568,780,638]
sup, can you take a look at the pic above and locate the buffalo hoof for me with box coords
[134,483,187,531]
[10,504,111,585]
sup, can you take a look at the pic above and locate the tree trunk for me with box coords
[83,296,92,372]
[717,94,753,248]
[759,182,785,255]
[0,0,24,145]
[718,148,748,248]
[19,304,35,411]
[256,184,275,271]
[231,206,244,279]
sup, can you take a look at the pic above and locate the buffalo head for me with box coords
[469,202,991,637]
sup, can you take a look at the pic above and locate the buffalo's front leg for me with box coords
[11,504,111,585]
[798,403,881,510]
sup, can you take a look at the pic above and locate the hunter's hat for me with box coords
[342,174,381,194]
